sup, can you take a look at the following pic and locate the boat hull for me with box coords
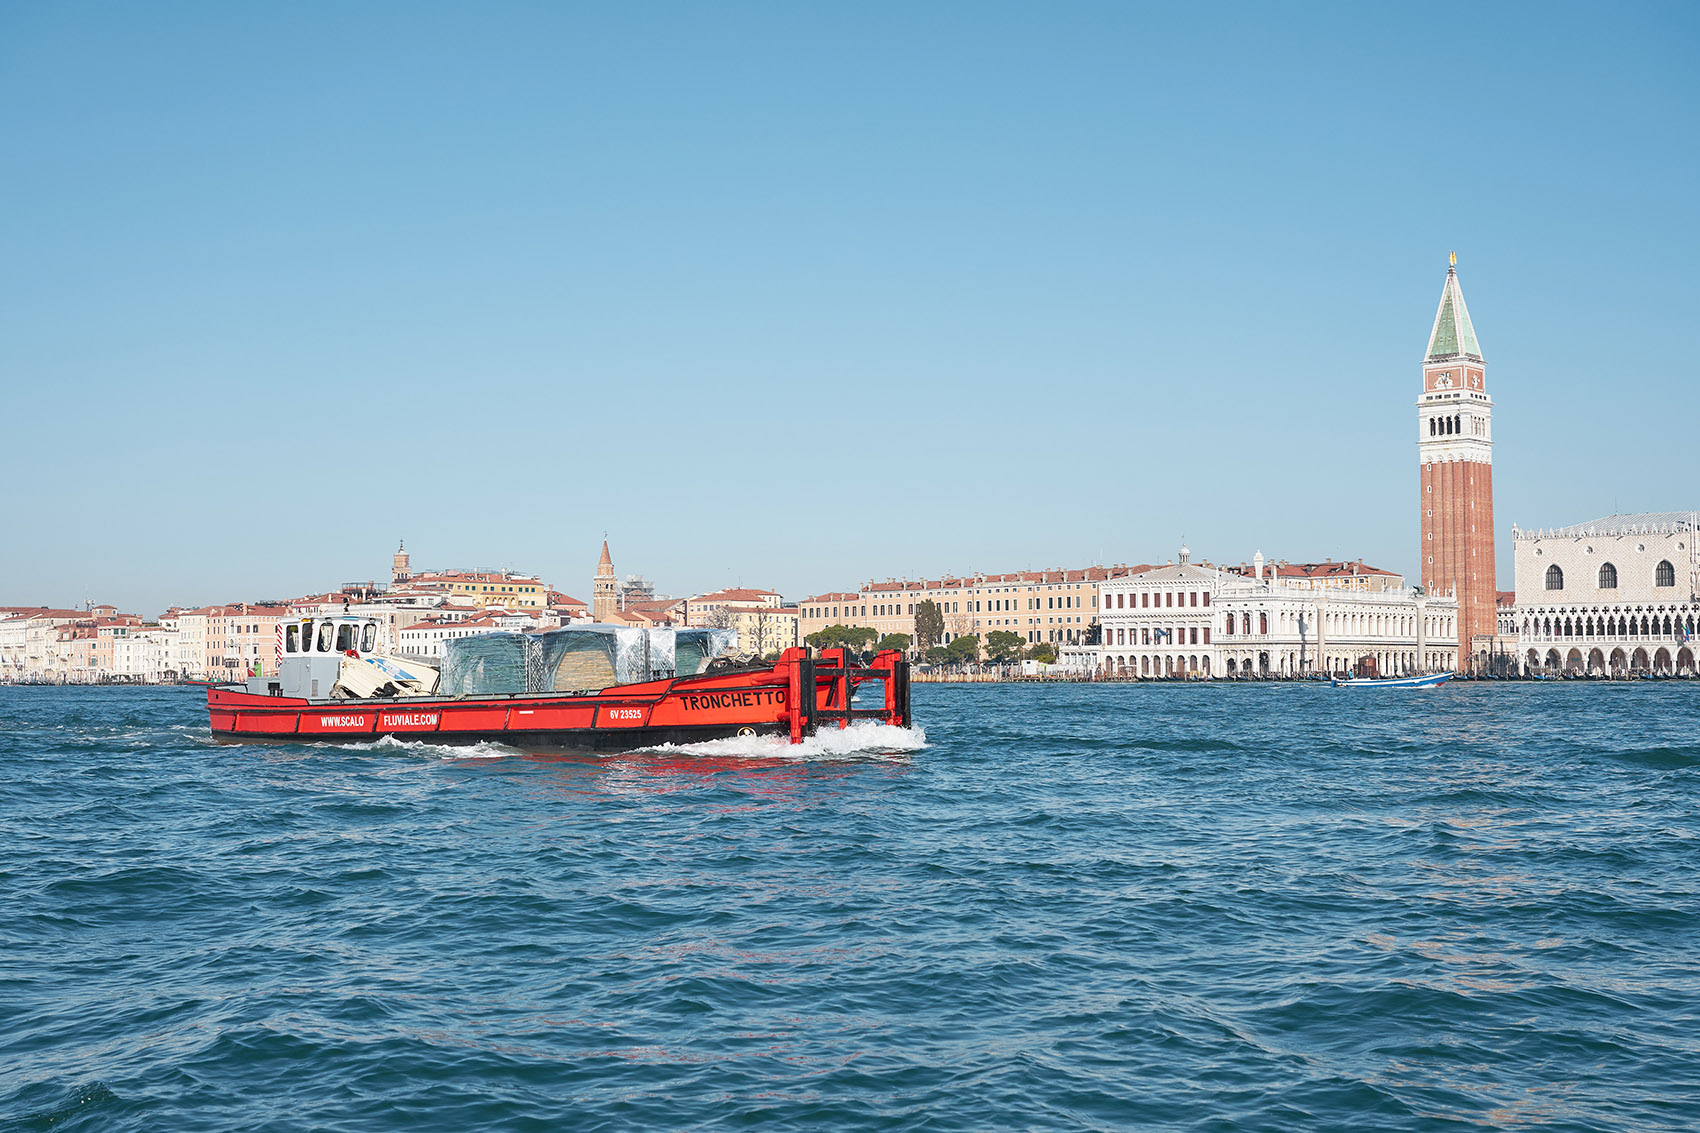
[1331,671,1454,689]
[207,648,908,754]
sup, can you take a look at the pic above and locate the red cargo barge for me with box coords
[208,646,911,753]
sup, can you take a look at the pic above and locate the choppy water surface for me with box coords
[4,683,1698,1131]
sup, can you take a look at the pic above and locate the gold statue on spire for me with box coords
[1449,250,1457,267]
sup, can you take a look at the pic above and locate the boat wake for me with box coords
[640,720,928,762]
[347,734,526,760]
[318,722,928,764]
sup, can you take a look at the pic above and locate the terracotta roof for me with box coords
[622,598,682,613]
[1274,560,1397,579]
[800,592,862,604]
[692,587,780,603]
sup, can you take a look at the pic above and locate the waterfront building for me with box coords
[1512,512,1699,675]
[92,616,144,674]
[111,626,181,682]
[0,609,97,680]
[683,587,783,623]
[53,623,100,680]
[168,604,288,681]
[397,610,548,658]
[683,588,794,656]
[796,592,870,644]
[208,605,288,680]
[1418,255,1498,671]
[398,569,549,610]
[798,565,1140,656]
[1097,547,1458,678]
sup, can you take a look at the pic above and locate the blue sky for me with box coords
[2,3,1695,616]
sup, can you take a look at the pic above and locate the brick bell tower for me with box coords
[593,539,617,623]
[1418,253,1496,672]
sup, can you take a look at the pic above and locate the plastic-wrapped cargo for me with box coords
[440,632,532,696]
[530,625,652,690]
[441,624,746,696]
[534,628,620,691]
[613,627,649,684]
[647,628,676,678]
[709,627,738,659]
[673,627,738,676]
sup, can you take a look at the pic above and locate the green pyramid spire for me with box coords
[1426,260,1482,361]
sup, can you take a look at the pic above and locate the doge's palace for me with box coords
[1513,513,1700,675]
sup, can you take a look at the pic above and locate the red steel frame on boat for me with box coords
[207,647,911,754]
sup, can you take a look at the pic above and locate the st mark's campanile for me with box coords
[1417,254,1496,671]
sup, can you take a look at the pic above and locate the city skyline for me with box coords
[3,5,1696,617]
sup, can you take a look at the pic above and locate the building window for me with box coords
[1598,563,1617,589]
[1656,560,1677,587]
[1545,565,1564,591]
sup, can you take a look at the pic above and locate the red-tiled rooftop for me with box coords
[692,588,780,603]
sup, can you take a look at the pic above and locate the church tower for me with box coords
[391,541,411,586]
[1417,254,1496,671]
[593,540,618,622]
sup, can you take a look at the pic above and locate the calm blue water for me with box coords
[4,683,1698,1132]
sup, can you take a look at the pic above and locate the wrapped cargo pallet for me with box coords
[530,625,655,690]
[533,628,620,692]
[439,632,532,696]
[441,624,745,697]
[673,627,733,676]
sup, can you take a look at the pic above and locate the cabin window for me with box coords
[315,623,334,651]
[361,624,377,651]
[336,624,357,652]
[284,625,299,653]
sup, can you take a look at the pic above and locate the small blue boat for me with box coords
[1331,671,1454,689]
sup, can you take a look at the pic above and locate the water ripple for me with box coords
[3,683,1699,1130]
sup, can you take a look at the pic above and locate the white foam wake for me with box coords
[644,720,928,761]
[317,722,927,763]
[346,734,524,760]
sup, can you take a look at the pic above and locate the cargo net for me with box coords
[440,626,738,696]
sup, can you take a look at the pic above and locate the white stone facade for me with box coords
[1513,512,1699,675]
[1095,551,1458,678]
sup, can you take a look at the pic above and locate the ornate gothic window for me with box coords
[1545,565,1564,591]
[1598,562,1617,589]
[1656,560,1676,587]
